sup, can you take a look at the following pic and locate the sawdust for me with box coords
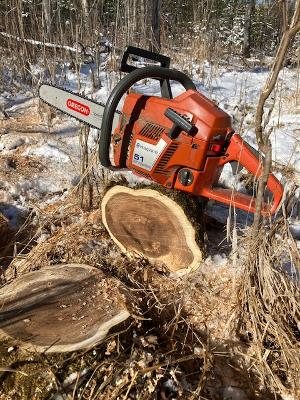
[5,205,107,281]
[0,99,51,135]
[0,106,41,134]
[0,154,46,185]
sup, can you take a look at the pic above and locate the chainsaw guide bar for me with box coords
[39,83,120,131]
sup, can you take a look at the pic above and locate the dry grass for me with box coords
[238,219,300,398]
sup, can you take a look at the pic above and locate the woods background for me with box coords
[0,0,299,83]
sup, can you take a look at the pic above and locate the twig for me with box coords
[140,353,202,374]
[253,0,300,229]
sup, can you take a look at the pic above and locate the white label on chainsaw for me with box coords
[132,138,167,171]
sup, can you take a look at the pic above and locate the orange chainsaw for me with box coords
[39,46,283,215]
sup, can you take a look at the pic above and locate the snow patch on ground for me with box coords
[23,143,71,163]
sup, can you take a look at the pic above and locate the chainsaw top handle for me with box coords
[99,66,196,168]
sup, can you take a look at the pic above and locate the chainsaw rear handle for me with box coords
[203,134,283,215]
[99,66,196,168]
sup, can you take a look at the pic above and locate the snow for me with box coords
[211,254,228,267]
[23,143,71,163]
[222,386,248,400]
[0,136,25,151]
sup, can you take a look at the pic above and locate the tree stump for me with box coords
[101,185,203,273]
[0,264,130,353]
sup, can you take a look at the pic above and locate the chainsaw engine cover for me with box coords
[113,90,232,189]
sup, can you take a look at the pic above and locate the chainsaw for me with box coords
[39,46,283,215]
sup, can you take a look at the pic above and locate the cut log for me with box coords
[0,264,130,353]
[101,185,203,273]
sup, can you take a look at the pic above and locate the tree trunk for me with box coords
[101,186,203,274]
[142,1,153,49]
[0,264,130,353]
[243,0,255,58]
[42,0,52,38]
[81,0,89,30]
[151,0,161,52]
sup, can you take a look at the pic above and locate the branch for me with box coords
[281,0,288,33]
[253,143,272,229]
[254,0,300,228]
[0,31,78,52]
[290,0,300,27]
[255,0,300,148]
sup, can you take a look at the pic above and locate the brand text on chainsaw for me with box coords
[67,99,90,116]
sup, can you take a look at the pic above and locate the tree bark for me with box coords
[81,0,89,29]
[151,0,161,52]
[243,0,255,58]
[42,0,52,38]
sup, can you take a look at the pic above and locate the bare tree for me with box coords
[253,0,300,229]
[42,0,52,38]
[243,0,255,58]
[151,0,161,52]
